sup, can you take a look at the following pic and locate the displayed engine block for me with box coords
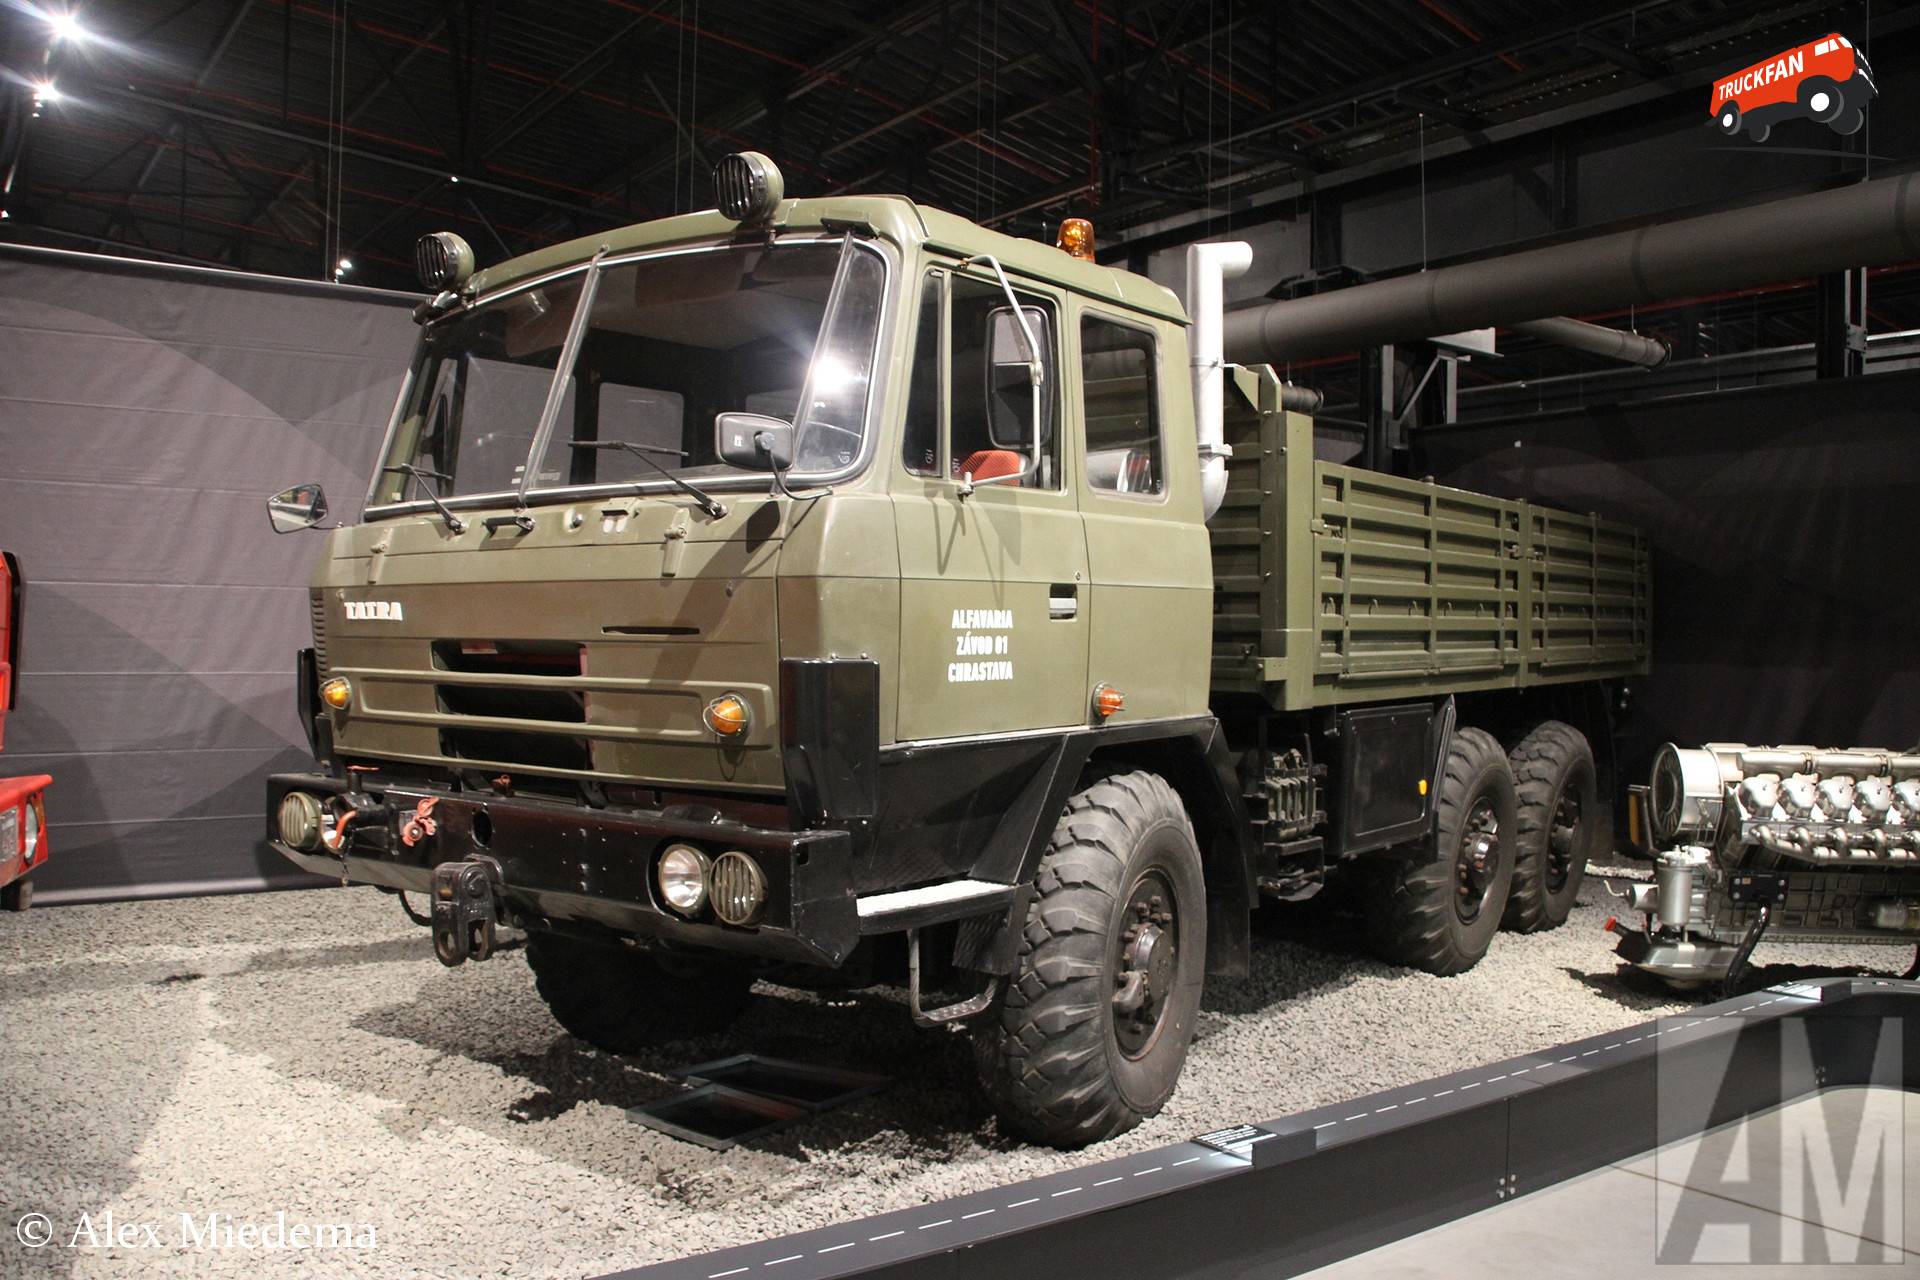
[1615,742,1920,987]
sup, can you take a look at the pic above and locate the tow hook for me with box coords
[431,857,502,967]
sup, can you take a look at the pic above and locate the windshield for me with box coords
[372,238,886,509]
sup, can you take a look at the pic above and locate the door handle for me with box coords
[1049,584,1078,620]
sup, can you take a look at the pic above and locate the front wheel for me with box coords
[525,932,754,1053]
[975,770,1207,1148]
[1364,727,1518,975]
[1716,102,1742,136]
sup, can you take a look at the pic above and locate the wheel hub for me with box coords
[1455,798,1500,925]
[1112,875,1177,1058]
[1546,787,1582,894]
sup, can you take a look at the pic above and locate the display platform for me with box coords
[616,977,1920,1279]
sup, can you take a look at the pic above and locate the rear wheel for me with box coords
[1748,120,1772,143]
[1364,728,1517,975]
[1832,106,1866,136]
[525,932,754,1052]
[0,875,30,912]
[975,769,1206,1148]
[1502,721,1597,933]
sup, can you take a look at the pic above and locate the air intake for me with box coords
[713,152,783,223]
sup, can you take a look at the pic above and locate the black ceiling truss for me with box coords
[0,0,1902,291]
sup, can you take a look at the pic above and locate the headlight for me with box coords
[709,851,766,926]
[277,791,325,852]
[22,798,40,861]
[657,844,711,916]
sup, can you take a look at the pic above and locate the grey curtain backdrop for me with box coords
[0,244,418,903]
[1417,370,1920,780]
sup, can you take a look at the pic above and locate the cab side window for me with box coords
[899,270,1058,490]
[951,276,1055,489]
[1080,315,1162,496]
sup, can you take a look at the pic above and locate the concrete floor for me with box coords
[0,877,1907,1277]
[1303,1088,1920,1278]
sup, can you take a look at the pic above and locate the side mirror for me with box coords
[715,412,794,472]
[267,483,329,534]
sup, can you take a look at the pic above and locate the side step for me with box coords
[855,878,1017,933]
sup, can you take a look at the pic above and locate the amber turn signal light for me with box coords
[1092,683,1125,719]
[1056,217,1095,261]
[703,693,750,738]
[319,676,352,710]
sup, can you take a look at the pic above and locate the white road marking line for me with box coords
[1625,1037,1642,1045]
[1405,1096,1426,1106]
[1132,1167,1162,1177]
[1434,1089,1455,1098]
[1374,1104,1399,1114]
[1094,1177,1124,1187]
[1172,1157,1201,1166]
[818,1243,855,1254]
[1313,1121,1338,1130]
[961,1210,996,1220]
[1008,1197,1041,1208]
[1511,1068,1531,1075]
[869,1231,905,1242]
[1461,1082,1480,1090]
[1604,1043,1621,1051]
[765,1256,803,1267]
[1581,1050,1598,1057]
[918,1219,954,1229]
[708,1269,748,1278]
[1486,1074,1507,1082]
[1345,1113,1369,1121]
[1050,1188,1081,1198]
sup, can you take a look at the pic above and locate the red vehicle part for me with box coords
[1709,33,1877,142]
[0,551,47,911]
[0,774,49,910]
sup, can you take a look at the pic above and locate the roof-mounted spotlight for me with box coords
[414,232,474,292]
[713,152,784,223]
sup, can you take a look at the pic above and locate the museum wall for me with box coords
[0,246,418,902]
[1417,370,1920,778]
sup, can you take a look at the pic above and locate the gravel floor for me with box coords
[0,873,1907,1278]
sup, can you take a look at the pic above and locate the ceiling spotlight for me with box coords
[47,10,88,43]
[32,82,62,104]
[337,257,353,272]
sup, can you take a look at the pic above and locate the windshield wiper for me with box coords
[568,441,728,519]
[380,463,468,534]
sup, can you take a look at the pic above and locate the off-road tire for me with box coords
[1502,721,1597,933]
[0,875,30,912]
[975,770,1206,1148]
[1364,727,1517,976]
[525,932,753,1053]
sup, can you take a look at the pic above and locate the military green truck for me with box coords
[265,153,1649,1148]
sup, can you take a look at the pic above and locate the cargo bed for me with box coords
[1209,366,1650,710]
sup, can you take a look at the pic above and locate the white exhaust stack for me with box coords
[1185,241,1253,521]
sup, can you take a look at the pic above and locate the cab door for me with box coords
[891,266,1090,741]
[1072,305,1213,722]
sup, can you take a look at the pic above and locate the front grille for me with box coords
[439,728,591,772]
[310,591,328,672]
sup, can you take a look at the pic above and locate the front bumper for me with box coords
[265,773,861,966]
[0,774,50,890]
